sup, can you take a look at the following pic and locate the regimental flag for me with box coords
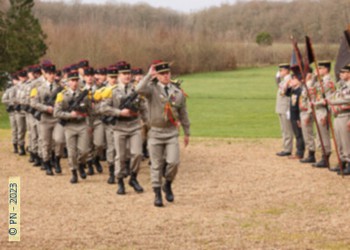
[290,37,304,80]
[335,29,350,81]
[304,36,314,75]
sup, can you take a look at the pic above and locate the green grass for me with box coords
[182,66,280,138]
[0,66,281,137]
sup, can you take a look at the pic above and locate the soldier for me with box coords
[1,75,18,153]
[94,67,108,87]
[135,61,190,207]
[328,65,350,173]
[299,70,317,163]
[101,61,145,195]
[32,64,65,175]
[54,71,92,183]
[275,64,294,157]
[311,61,335,168]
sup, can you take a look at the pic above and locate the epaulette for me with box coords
[56,91,65,103]
[101,86,114,99]
[30,88,38,98]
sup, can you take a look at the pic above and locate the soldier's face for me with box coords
[99,74,107,82]
[279,68,289,77]
[157,71,171,84]
[69,79,79,90]
[119,72,131,84]
[28,72,34,80]
[45,72,55,82]
[134,74,143,82]
[84,74,94,85]
[108,76,117,85]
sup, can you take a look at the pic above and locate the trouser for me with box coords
[333,115,350,162]
[25,112,32,151]
[278,113,293,153]
[105,125,115,165]
[35,119,43,158]
[149,135,180,188]
[300,112,315,152]
[64,122,90,171]
[291,119,305,157]
[15,111,26,146]
[87,120,105,161]
[39,118,64,162]
[53,123,65,157]
[315,109,331,154]
[29,114,39,154]
[113,129,142,179]
[9,113,18,144]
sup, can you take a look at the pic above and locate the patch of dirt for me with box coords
[0,132,350,249]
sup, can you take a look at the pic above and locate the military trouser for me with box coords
[87,120,105,161]
[29,114,39,154]
[300,112,315,152]
[105,124,115,165]
[9,113,18,144]
[25,112,32,151]
[333,114,350,162]
[113,128,142,179]
[15,111,26,146]
[35,119,43,158]
[278,113,293,153]
[39,116,64,162]
[64,121,90,171]
[149,135,180,188]
[315,108,331,154]
[53,123,65,157]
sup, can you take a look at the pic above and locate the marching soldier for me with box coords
[275,64,294,157]
[32,64,65,175]
[135,61,190,207]
[311,61,335,168]
[100,61,145,195]
[54,71,92,183]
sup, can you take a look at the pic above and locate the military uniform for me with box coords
[136,61,190,206]
[54,71,92,183]
[275,64,294,156]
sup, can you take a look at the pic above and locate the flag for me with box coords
[304,36,314,75]
[290,38,304,79]
[335,30,350,81]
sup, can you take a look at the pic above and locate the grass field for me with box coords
[0,66,280,137]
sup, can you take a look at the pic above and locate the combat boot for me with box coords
[107,164,115,184]
[300,151,316,163]
[100,148,107,161]
[162,180,174,202]
[44,161,54,176]
[62,147,68,158]
[117,178,126,195]
[54,156,62,173]
[329,161,346,172]
[338,163,350,175]
[129,172,144,193]
[13,144,18,154]
[70,170,78,184]
[40,159,46,170]
[33,153,41,167]
[125,159,131,176]
[153,187,163,207]
[50,152,55,167]
[142,141,149,159]
[87,160,94,175]
[78,164,87,179]
[18,145,26,156]
[29,152,35,163]
[313,154,330,168]
[94,156,103,173]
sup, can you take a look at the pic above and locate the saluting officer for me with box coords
[136,61,190,207]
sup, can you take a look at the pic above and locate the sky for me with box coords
[62,0,242,13]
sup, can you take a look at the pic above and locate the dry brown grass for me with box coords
[0,132,350,249]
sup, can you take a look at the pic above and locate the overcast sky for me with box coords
[62,0,242,12]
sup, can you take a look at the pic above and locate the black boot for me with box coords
[330,161,346,172]
[313,154,330,168]
[125,159,131,176]
[153,187,163,207]
[87,160,94,175]
[13,144,18,154]
[107,164,115,184]
[162,180,174,202]
[44,161,54,176]
[300,151,316,163]
[50,152,55,167]
[62,147,68,158]
[54,156,62,173]
[100,149,107,161]
[339,163,350,175]
[129,172,144,193]
[33,154,41,167]
[78,164,87,179]
[18,145,26,156]
[117,178,126,195]
[70,170,78,184]
[29,152,35,163]
[162,162,168,178]
[40,159,46,170]
[94,156,103,173]
[142,141,149,159]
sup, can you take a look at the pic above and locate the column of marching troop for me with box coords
[1,59,191,207]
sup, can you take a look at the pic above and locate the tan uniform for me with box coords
[32,81,65,163]
[136,74,190,188]
[14,81,27,147]
[54,88,92,171]
[275,74,293,153]
[1,85,18,145]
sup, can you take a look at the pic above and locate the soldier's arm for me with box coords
[100,88,121,117]
[1,88,10,105]
[139,98,149,125]
[178,96,191,137]
[135,73,152,98]
[53,92,73,119]
[33,88,51,112]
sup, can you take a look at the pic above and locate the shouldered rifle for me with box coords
[107,91,140,125]
[60,89,89,126]
[33,86,64,121]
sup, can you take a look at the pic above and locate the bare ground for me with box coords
[0,130,350,250]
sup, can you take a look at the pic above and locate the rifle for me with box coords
[6,105,14,113]
[33,86,64,121]
[60,89,89,126]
